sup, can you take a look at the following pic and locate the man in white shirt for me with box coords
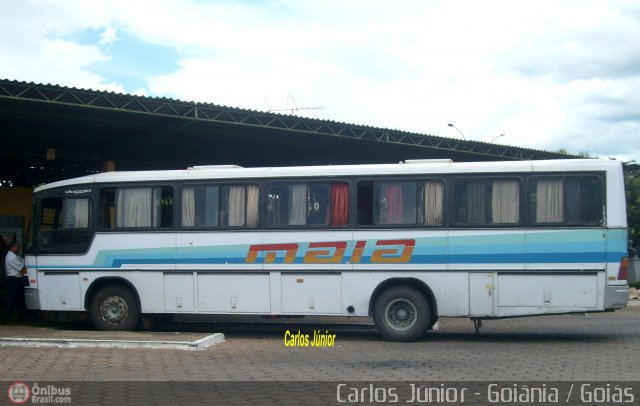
[2,240,27,324]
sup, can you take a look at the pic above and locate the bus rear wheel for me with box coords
[91,285,140,331]
[373,286,431,342]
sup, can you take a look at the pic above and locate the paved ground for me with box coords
[1,304,638,381]
[1,304,638,404]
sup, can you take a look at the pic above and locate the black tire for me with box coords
[373,286,431,342]
[90,285,140,331]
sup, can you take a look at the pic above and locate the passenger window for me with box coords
[181,184,259,228]
[100,186,173,229]
[38,197,92,253]
[453,179,520,225]
[357,181,420,226]
[266,182,349,226]
[529,176,603,225]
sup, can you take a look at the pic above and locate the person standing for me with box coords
[2,240,27,324]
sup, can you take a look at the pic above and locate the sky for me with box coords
[1,0,639,162]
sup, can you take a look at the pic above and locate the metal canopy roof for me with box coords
[0,79,570,187]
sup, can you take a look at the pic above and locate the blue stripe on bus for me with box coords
[102,252,624,267]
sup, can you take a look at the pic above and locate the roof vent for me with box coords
[187,165,243,170]
[403,159,453,165]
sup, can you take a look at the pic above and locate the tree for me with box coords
[624,161,640,248]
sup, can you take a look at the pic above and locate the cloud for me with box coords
[502,5,640,82]
[99,27,118,46]
[0,0,121,91]
[1,0,639,161]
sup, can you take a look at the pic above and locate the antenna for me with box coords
[266,91,323,115]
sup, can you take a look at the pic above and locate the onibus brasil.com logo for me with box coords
[7,382,72,404]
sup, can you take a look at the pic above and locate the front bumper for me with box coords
[25,288,40,310]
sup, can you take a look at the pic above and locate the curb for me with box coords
[0,333,225,350]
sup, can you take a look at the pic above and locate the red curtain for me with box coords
[330,183,349,226]
[381,183,403,224]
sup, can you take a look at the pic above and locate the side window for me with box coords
[266,182,349,226]
[38,197,92,253]
[529,176,603,225]
[357,181,420,225]
[181,184,259,228]
[100,186,173,229]
[453,179,520,225]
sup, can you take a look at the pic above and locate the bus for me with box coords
[23,159,629,341]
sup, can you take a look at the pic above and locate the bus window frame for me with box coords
[525,173,606,228]
[34,192,95,255]
[98,184,175,231]
[264,179,352,229]
[178,181,261,230]
[448,175,524,228]
[355,176,447,229]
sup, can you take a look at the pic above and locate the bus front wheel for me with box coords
[373,286,431,342]
[91,285,140,331]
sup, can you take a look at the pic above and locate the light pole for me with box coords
[491,133,506,143]
[447,123,466,141]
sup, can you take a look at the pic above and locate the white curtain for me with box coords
[424,181,443,225]
[228,186,246,226]
[246,185,259,228]
[182,187,195,227]
[117,188,152,227]
[75,198,89,228]
[536,179,564,223]
[63,198,89,228]
[289,184,307,225]
[491,180,519,223]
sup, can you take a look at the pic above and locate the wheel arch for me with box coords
[368,277,438,322]
[84,277,141,311]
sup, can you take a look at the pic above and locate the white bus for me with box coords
[23,159,629,341]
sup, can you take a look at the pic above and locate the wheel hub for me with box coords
[100,296,128,324]
[384,298,417,332]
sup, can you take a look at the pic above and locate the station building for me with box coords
[0,78,570,244]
